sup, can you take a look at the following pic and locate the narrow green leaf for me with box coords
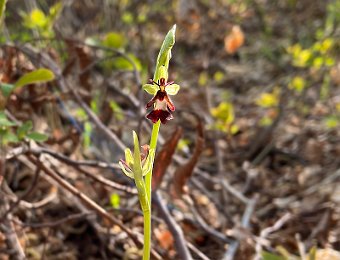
[26,132,48,142]
[132,131,142,174]
[14,69,55,89]
[0,0,7,26]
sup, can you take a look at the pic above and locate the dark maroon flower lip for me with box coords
[146,109,173,124]
[145,78,176,124]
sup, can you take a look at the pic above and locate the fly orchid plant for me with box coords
[119,25,179,260]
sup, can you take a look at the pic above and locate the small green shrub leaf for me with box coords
[17,121,33,139]
[27,132,48,142]
[0,83,14,97]
[15,69,55,89]
[261,251,285,260]
[0,0,7,25]
[0,112,16,127]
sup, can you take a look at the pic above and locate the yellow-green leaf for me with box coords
[213,71,224,83]
[102,32,126,49]
[289,76,306,93]
[256,92,279,108]
[198,72,208,86]
[0,0,7,26]
[15,69,55,88]
[110,193,120,208]
[29,9,48,28]
[211,102,235,124]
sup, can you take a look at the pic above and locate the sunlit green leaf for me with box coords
[324,115,338,129]
[122,11,134,24]
[0,0,7,26]
[112,53,142,71]
[260,116,273,126]
[211,102,235,124]
[110,193,120,208]
[49,2,62,20]
[109,101,124,121]
[83,122,92,148]
[256,92,279,108]
[102,32,126,49]
[289,76,306,93]
[261,251,285,260]
[27,9,48,28]
[15,69,55,88]
[213,71,224,83]
[198,72,208,86]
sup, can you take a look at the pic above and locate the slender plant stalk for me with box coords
[146,119,161,200]
[143,119,161,260]
[119,25,176,260]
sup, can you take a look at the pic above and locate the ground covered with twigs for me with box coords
[0,0,339,259]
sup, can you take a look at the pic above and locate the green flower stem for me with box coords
[143,205,151,260]
[142,119,160,260]
[146,119,161,200]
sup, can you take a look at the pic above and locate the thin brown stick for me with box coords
[27,153,161,259]
[26,154,138,242]
[223,197,257,260]
[154,190,193,260]
[15,43,127,152]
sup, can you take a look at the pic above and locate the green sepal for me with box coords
[132,131,143,177]
[143,84,158,95]
[142,149,154,176]
[124,148,134,166]
[119,161,134,178]
[166,84,180,95]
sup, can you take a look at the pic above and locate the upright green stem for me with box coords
[143,207,151,260]
[142,119,160,260]
[146,119,161,200]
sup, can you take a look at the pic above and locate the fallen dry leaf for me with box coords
[155,228,174,250]
[172,119,204,197]
[152,127,183,191]
[224,25,245,55]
